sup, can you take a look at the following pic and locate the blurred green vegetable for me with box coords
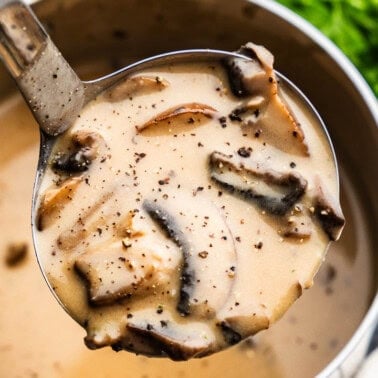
[276,0,378,96]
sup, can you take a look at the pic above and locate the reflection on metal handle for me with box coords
[0,1,85,136]
[0,1,46,77]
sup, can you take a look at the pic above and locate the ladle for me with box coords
[0,1,338,325]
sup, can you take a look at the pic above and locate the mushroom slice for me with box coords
[219,281,302,343]
[143,189,236,318]
[137,103,217,134]
[251,94,308,156]
[217,315,270,344]
[224,43,274,99]
[57,190,114,251]
[143,199,192,316]
[36,176,81,231]
[75,241,166,306]
[126,317,215,360]
[103,75,169,102]
[51,131,105,173]
[225,42,281,101]
[217,321,242,346]
[225,42,308,156]
[313,180,345,241]
[281,205,312,239]
[209,151,307,216]
[84,317,127,350]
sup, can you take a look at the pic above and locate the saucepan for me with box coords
[0,0,376,377]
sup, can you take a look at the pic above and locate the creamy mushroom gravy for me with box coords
[33,44,345,359]
[0,90,373,378]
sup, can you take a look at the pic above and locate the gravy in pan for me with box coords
[0,88,372,377]
[33,43,345,360]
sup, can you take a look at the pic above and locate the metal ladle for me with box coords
[0,1,337,320]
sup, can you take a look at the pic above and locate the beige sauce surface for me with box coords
[0,95,373,377]
[33,49,346,359]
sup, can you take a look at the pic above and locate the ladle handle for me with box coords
[0,1,84,135]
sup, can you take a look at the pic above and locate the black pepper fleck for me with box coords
[237,147,252,158]
[254,129,262,138]
[219,116,227,128]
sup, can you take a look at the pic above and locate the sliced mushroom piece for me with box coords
[225,42,308,156]
[143,200,193,317]
[224,43,274,98]
[239,42,275,76]
[115,209,145,239]
[143,189,236,319]
[109,332,167,357]
[51,131,104,173]
[137,103,217,135]
[103,75,169,102]
[218,314,270,343]
[72,203,180,306]
[313,181,345,241]
[209,151,307,216]
[250,95,308,156]
[36,176,82,231]
[84,315,128,350]
[281,205,312,239]
[57,190,114,251]
[126,317,215,360]
[75,242,162,306]
[217,321,242,346]
[143,200,188,252]
[219,282,302,343]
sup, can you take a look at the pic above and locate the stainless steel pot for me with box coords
[0,0,377,377]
